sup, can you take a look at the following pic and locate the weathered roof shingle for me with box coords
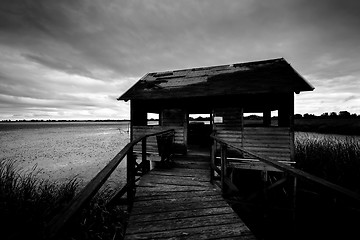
[118,58,314,101]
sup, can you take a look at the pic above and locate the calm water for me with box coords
[0,121,130,186]
[1,122,358,186]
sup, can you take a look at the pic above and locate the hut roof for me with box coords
[118,58,314,101]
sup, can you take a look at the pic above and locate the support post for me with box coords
[293,176,297,218]
[221,144,227,194]
[210,140,216,183]
[292,176,298,235]
[263,109,271,126]
[142,138,150,174]
[262,170,268,192]
[127,147,135,211]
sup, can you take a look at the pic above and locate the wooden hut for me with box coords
[118,58,314,168]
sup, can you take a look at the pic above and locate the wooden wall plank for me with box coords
[215,126,292,163]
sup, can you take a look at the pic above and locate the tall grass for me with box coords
[295,133,360,193]
[0,160,127,240]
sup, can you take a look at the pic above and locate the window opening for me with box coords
[147,113,159,126]
[243,113,263,127]
[271,110,279,126]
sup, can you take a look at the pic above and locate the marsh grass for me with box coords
[59,188,128,240]
[0,160,127,240]
[295,133,360,193]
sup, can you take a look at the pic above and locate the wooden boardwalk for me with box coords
[125,155,256,239]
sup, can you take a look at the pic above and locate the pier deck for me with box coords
[124,155,256,239]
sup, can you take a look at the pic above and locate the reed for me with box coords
[295,133,360,193]
[0,160,127,240]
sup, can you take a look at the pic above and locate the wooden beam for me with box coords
[263,108,271,126]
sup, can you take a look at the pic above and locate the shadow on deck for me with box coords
[124,154,256,239]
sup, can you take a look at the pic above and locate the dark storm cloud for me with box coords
[0,0,118,79]
[2,0,359,75]
[0,0,359,119]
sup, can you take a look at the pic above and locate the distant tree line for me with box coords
[1,119,129,122]
[189,116,210,121]
[295,111,359,119]
[3,111,358,122]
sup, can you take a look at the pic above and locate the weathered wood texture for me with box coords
[243,127,292,161]
[125,155,256,240]
[215,127,292,163]
[118,58,314,101]
[162,108,185,127]
[214,107,243,131]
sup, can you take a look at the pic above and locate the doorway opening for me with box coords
[188,113,212,155]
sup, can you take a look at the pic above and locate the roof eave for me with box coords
[117,73,151,101]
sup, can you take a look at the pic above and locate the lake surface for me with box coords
[1,122,358,187]
[0,121,130,187]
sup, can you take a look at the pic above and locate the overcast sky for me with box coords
[0,0,359,120]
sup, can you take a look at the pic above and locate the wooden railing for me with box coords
[45,129,175,239]
[210,133,360,202]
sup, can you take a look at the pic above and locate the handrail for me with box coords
[210,133,360,202]
[46,128,175,239]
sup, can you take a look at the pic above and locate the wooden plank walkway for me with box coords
[125,155,256,239]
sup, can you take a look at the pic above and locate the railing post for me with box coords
[221,144,227,194]
[142,138,150,174]
[127,146,135,211]
[292,176,298,228]
[210,140,216,183]
[286,175,298,236]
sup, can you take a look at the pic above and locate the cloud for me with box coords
[23,53,96,79]
[0,0,360,120]
[344,95,358,103]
